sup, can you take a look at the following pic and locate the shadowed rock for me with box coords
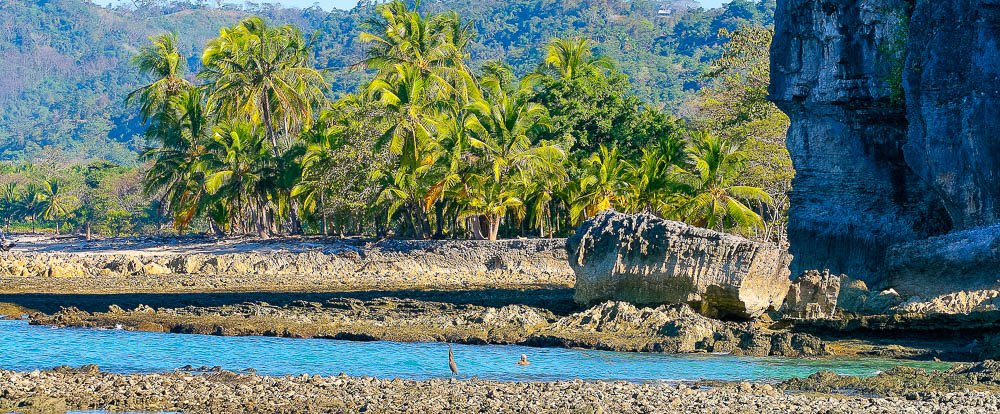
[566,211,791,319]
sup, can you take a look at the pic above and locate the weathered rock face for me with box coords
[886,225,1000,300]
[770,0,951,286]
[771,0,1000,289]
[904,1,1000,230]
[0,239,573,293]
[567,211,791,319]
[783,270,841,319]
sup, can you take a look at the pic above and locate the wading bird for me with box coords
[448,344,459,375]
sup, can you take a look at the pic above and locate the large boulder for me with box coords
[783,270,841,319]
[567,211,792,319]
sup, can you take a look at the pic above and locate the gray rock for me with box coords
[903,1,1000,230]
[769,0,950,287]
[886,225,1000,299]
[770,0,1000,295]
[837,276,872,314]
[567,211,791,319]
[783,270,841,319]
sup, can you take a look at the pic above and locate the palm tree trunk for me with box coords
[262,97,280,158]
[488,215,500,241]
[321,192,328,237]
[434,201,445,239]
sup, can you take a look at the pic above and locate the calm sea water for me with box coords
[0,319,949,382]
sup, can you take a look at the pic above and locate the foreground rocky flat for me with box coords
[4,364,1000,414]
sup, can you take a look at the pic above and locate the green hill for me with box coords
[0,0,773,163]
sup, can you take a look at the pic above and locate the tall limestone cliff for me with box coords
[770,0,1000,290]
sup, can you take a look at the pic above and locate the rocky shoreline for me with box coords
[4,364,1000,414]
[28,298,825,356]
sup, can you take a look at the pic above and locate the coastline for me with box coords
[2,236,999,411]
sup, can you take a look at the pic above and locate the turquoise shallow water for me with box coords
[0,319,949,382]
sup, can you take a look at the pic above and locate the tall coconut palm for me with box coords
[540,37,614,80]
[0,183,21,231]
[463,76,563,240]
[570,145,631,224]
[368,64,446,171]
[200,17,327,157]
[466,77,557,181]
[359,0,467,75]
[671,131,772,233]
[141,88,212,233]
[127,33,192,123]
[39,179,79,235]
[202,122,277,237]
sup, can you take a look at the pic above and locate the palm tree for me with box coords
[540,37,614,80]
[19,184,43,234]
[39,179,79,235]
[141,88,212,233]
[200,17,327,157]
[570,145,631,224]
[670,131,772,233]
[367,64,446,171]
[0,183,21,232]
[127,33,192,123]
[359,1,468,75]
[202,122,278,237]
[463,76,563,240]
[462,178,524,241]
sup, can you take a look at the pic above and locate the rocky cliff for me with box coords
[567,211,791,319]
[770,0,1000,289]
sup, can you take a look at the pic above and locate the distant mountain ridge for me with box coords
[0,0,773,163]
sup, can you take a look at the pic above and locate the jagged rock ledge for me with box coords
[29,299,825,357]
[0,238,573,293]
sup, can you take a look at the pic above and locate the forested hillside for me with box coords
[0,0,773,163]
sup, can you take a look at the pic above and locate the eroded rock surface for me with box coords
[783,270,841,319]
[770,0,951,286]
[30,299,826,357]
[887,226,1000,300]
[567,211,791,319]
[0,239,573,293]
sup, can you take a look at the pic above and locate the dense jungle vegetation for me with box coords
[0,0,790,242]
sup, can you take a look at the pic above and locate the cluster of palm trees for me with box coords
[0,179,79,235]
[132,17,325,236]
[134,1,771,240]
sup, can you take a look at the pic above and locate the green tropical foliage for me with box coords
[0,0,775,162]
[0,1,786,243]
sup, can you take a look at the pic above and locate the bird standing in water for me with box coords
[448,344,459,376]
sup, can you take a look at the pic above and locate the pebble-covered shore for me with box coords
[4,366,1000,414]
